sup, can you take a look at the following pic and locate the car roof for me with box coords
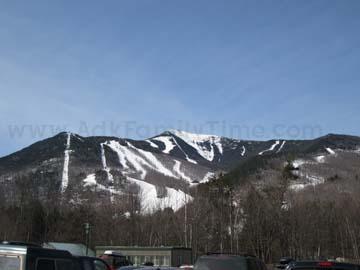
[290,261,360,269]
[206,253,256,257]
[104,250,125,256]
[199,253,256,259]
[0,244,74,258]
[1,241,41,248]
[0,244,28,255]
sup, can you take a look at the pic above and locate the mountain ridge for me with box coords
[1,130,359,213]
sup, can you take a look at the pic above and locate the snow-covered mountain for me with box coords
[0,131,359,213]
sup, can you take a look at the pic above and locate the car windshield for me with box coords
[0,255,21,270]
[194,256,247,270]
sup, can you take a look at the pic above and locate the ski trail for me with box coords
[61,132,71,192]
[276,141,286,153]
[241,146,246,156]
[173,160,192,182]
[259,140,280,155]
[100,143,115,202]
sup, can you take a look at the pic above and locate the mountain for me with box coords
[1,130,359,213]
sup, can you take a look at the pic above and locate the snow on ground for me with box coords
[100,143,115,183]
[276,141,286,153]
[202,172,215,183]
[100,143,115,201]
[289,183,307,191]
[173,160,192,182]
[127,177,192,213]
[292,159,306,168]
[314,155,326,163]
[106,140,147,179]
[146,139,159,148]
[61,132,71,192]
[127,142,177,178]
[241,146,246,156]
[259,140,280,155]
[170,130,223,161]
[152,136,176,154]
[307,174,325,185]
[171,136,198,164]
[106,140,178,179]
[289,173,325,191]
[326,147,336,155]
[83,174,97,186]
[83,174,121,195]
[185,156,198,164]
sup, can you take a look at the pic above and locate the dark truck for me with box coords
[0,243,80,270]
[0,242,111,270]
[194,253,267,270]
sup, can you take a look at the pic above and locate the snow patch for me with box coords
[276,141,286,153]
[83,173,97,187]
[171,136,198,164]
[259,140,280,155]
[241,146,246,156]
[326,147,336,155]
[100,143,115,183]
[105,140,178,179]
[202,172,215,183]
[173,160,192,182]
[127,142,177,178]
[126,177,192,213]
[146,139,159,148]
[170,130,223,161]
[292,159,306,168]
[61,132,71,192]
[314,155,325,163]
[289,174,325,191]
[100,143,115,202]
[106,141,147,179]
[83,173,121,196]
[153,136,176,154]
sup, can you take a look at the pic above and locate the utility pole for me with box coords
[84,222,91,255]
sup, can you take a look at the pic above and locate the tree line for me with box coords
[1,160,360,264]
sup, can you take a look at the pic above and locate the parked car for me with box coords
[0,242,81,270]
[100,251,132,270]
[117,266,144,270]
[285,260,360,270]
[276,257,295,269]
[194,253,267,270]
[76,256,111,270]
[180,265,193,270]
[117,266,180,270]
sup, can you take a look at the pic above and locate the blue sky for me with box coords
[1,0,360,156]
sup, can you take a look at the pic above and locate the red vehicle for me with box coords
[100,251,132,270]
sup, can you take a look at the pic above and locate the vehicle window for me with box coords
[36,259,55,270]
[94,259,109,270]
[81,259,94,270]
[247,259,260,270]
[56,259,76,270]
[194,256,247,270]
[100,256,112,267]
[114,256,128,267]
[0,255,21,270]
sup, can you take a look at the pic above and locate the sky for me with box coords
[1,0,360,157]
